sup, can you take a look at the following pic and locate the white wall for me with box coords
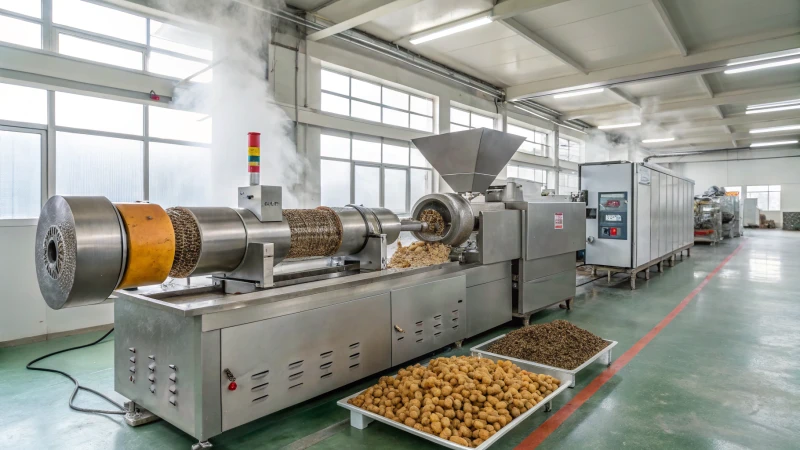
[665,147,800,225]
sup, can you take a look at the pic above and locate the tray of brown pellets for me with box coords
[471,321,617,388]
[337,356,570,450]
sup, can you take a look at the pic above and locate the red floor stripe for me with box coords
[516,242,746,449]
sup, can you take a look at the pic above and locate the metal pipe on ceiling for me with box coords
[643,146,752,161]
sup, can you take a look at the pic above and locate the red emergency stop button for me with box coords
[610,228,618,236]
[228,381,237,391]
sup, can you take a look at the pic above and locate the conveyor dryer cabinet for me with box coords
[580,162,694,270]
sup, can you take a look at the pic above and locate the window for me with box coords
[450,107,494,132]
[51,91,211,206]
[1,0,215,81]
[319,132,433,214]
[559,172,579,195]
[321,70,434,132]
[0,83,47,125]
[558,137,583,163]
[507,164,547,185]
[747,185,781,211]
[508,124,549,157]
[0,128,44,219]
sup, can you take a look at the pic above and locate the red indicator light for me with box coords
[228,381,237,391]
[610,228,618,236]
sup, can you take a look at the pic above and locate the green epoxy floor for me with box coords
[2,230,799,449]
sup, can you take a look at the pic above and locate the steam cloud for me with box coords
[155,0,308,208]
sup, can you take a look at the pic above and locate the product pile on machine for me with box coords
[388,241,451,268]
[487,320,609,370]
[347,355,560,448]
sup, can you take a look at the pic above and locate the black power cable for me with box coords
[26,328,126,415]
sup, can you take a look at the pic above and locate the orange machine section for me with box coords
[115,203,175,289]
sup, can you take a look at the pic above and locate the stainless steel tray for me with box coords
[471,335,618,388]
[337,362,571,450]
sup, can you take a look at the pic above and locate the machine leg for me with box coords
[687,248,691,257]
[605,347,613,367]
[630,275,636,290]
[591,267,597,276]
[645,268,651,280]
[454,339,463,349]
[350,410,374,429]
[191,441,213,450]
[608,270,612,283]
[123,401,160,427]
[545,401,553,412]
[670,255,676,266]
[522,315,531,327]
[559,298,573,310]
[658,261,664,273]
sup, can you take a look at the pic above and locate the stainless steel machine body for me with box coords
[33,129,586,446]
[580,161,694,269]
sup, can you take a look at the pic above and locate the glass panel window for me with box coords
[321,159,350,206]
[382,87,408,110]
[508,164,547,186]
[56,92,143,135]
[352,138,381,163]
[509,123,549,156]
[0,0,42,18]
[354,165,380,207]
[149,107,211,144]
[382,108,409,128]
[410,168,432,208]
[558,138,570,160]
[409,146,429,168]
[410,97,433,116]
[0,15,41,48]
[149,52,212,82]
[450,108,470,126]
[150,20,212,60]
[55,132,144,202]
[53,0,147,44]
[351,100,380,122]
[471,113,494,129]
[410,114,433,132]
[351,79,380,103]
[321,93,350,116]
[0,83,47,124]
[450,124,469,132]
[383,142,409,166]
[59,33,143,70]
[321,70,350,96]
[384,168,407,213]
[747,185,781,211]
[0,129,41,219]
[149,143,211,207]
[320,134,350,159]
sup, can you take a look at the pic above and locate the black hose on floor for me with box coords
[26,328,126,415]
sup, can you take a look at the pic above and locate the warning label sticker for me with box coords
[555,212,564,230]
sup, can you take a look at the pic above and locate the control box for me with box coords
[598,192,627,240]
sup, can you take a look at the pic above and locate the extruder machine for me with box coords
[33,128,584,448]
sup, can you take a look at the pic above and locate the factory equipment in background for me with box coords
[32,128,584,448]
[743,197,760,228]
[694,196,723,244]
[721,191,744,238]
[579,162,694,289]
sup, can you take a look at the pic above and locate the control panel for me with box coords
[598,192,627,240]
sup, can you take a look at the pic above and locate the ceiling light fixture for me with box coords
[750,124,800,134]
[553,88,605,99]
[409,15,492,45]
[598,122,641,130]
[750,140,799,148]
[724,57,800,74]
[746,104,800,114]
[747,99,800,110]
[727,50,800,66]
[641,137,675,143]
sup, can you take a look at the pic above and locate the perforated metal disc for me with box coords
[35,196,124,309]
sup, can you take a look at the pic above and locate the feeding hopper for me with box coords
[412,128,525,194]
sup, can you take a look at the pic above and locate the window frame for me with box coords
[507,122,550,157]
[558,171,579,195]
[746,185,781,211]
[319,131,433,215]
[506,163,548,186]
[320,69,435,132]
[0,124,47,224]
[450,106,495,131]
[558,136,584,163]
[0,0,213,80]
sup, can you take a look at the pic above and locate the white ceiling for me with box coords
[290,0,800,152]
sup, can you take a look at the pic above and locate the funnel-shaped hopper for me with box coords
[412,128,525,193]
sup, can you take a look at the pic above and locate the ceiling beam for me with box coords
[492,0,572,20]
[506,33,800,100]
[561,83,800,120]
[650,0,687,56]
[307,0,423,41]
[661,110,800,130]
[606,87,641,107]
[648,128,800,147]
[498,18,587,74]
[310,0,343,13]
